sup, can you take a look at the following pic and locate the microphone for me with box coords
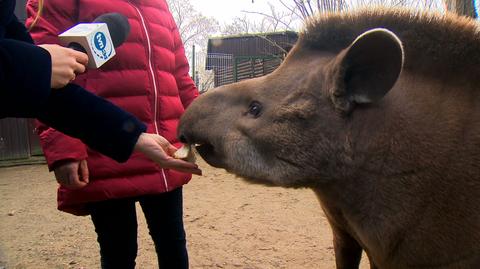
[58,13,130,69]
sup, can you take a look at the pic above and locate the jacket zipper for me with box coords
[129,2,169,191]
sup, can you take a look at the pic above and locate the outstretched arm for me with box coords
[38,84,201,176]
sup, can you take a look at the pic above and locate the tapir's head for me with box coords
[179,24,404,187]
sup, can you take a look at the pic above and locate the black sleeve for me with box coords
[5,14,34,43]
[37,83,147,163]
[0,38,52,118]
[0,10,145,162]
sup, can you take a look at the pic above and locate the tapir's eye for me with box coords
[248,101,263,117]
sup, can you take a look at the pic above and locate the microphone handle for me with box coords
[68,42,87,54]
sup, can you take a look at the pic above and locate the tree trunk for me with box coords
[444,0,477,18]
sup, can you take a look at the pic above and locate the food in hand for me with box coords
[174,144,196,163]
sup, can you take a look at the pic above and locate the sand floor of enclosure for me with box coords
[0,159,369,269]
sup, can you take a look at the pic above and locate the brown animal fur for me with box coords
[301,8,480,77]
[179,8,480,269]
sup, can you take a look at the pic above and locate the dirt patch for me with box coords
[0,159,369,268]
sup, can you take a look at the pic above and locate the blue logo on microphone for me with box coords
[91,31,113,60]
[94,32,107,51]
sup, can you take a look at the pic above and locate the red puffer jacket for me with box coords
[26,0,198,215]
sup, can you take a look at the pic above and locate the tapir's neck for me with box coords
[313,72,480,265]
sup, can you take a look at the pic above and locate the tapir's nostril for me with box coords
[179,134,188,144]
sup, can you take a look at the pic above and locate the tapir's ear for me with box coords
[331,28,404,112]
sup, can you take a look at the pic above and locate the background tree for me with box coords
[167,0,220,92]
[166,0,219,59]
[444,0,478,17]
[226,0,445,36]
[169,0,476,92]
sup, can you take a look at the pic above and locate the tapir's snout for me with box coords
[177,102,212,145]
[176,129,225,169]
[177,91,228,168]
[176,125,196,145]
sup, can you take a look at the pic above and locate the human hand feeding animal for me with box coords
[53,133,201,190]
[134,133,202,175]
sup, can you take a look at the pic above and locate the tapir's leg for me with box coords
[331,224,363,269]
[364,248,379,269]
[315,190,363,269]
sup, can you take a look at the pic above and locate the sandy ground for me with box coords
[0,159,369,269]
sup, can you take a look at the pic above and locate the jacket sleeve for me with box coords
[26,0,146,168]
[0,14,52,118]
[37,84,147,168]
[171,23,199,109]
[26,0,89,169]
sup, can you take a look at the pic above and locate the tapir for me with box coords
[178,8,480,269]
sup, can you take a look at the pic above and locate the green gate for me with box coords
[233,56,283,83]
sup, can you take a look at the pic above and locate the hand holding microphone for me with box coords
[39,44,88,89]
[40,13,130,89]
[59,13,130,69]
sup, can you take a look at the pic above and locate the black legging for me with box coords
[89,187,188,269]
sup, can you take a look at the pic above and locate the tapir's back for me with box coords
[300,8,480,79]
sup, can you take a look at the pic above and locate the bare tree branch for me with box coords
[240,10,296,30]
[167,0,219,59]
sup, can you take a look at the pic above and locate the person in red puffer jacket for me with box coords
[26,0,199,268]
